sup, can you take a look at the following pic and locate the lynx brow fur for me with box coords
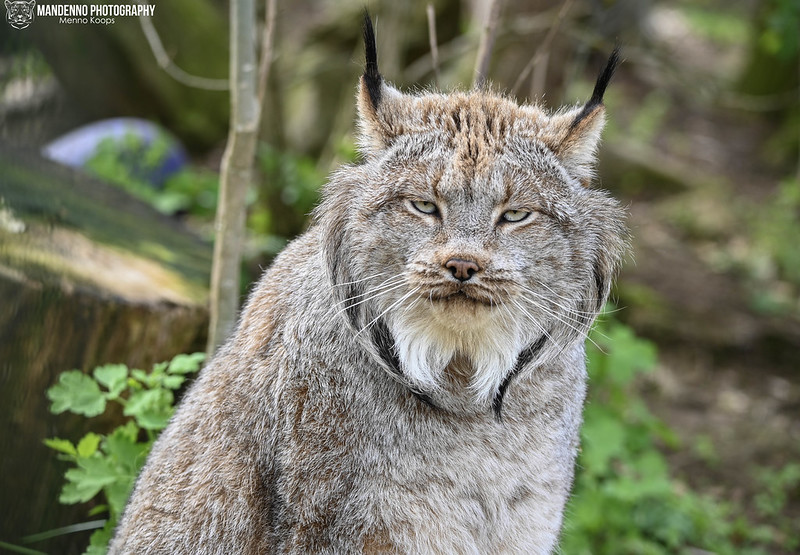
[109,13,627,554]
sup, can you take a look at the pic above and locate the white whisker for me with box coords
[518,284,598,317]
[356,287,421,338]
[336,275,404,303]
[333,281,408,318]
[517,293,607,352]
[332,271,390,287]
[516,285,612,343]
[336,276,406,305]
[509,297,564,354]
[529,278,588,305]
[516,290,593,331]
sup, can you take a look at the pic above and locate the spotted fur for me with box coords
[109,14,627,554]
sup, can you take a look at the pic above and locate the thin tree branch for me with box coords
[257,0,277,108]
[207,0,279,354]
[404,34,472,83]
[137,0,229,91]
[472,0,503,89]
[426,3,441,88]
[207,0,263,354]
[512,0,574,99]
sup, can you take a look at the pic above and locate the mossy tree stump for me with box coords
[0,147,211,553]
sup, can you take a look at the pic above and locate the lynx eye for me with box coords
[501,209,531,223]
[410,200,439,215]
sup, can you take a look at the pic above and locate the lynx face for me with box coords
[320,23,626,415]
[5,0,35,29]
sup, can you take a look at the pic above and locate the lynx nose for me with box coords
[445,258,480,282]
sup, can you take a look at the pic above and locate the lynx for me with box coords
[110,14,626,554]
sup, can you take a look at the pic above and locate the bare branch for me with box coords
[137,0,229,91]
[257,0,278,108]
[472,0,503,89]
[208,0,280,354]
[207,0,262,354]
[404,34,472,83]
[426,3,441,87]
[512,0,574,99]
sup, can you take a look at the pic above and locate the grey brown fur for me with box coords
[110,15,626,554]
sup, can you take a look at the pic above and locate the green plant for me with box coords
[562,315,773,554]
[86,135,220,219]
[759,0,800,61]
[752,179,800,292]
[716,178,800,316]
[680,4,749,47]
[251,143,324,241]
[43,353,205,554]
[752,462,800,551]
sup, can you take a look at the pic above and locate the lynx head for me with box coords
[5,0,35,29]
[318,14,627,415]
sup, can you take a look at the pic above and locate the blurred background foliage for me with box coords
[1,0,799,552]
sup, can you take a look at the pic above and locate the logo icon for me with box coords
[5,0,35,29]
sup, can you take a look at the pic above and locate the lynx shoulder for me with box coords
[109,14,626,555]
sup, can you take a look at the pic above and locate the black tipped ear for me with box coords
[357,12,413,156]
[541,48,620,185]
[362,12,382,108]
[570,47,621,129]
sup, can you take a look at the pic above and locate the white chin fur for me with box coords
[389,302,528,406]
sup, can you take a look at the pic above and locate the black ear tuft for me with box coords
[588,47,620,108]
[570,47,621,129]
[362,11,382,108]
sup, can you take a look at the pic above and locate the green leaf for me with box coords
[21,520,107,544]
[161,374,186,390]
[107,419,139,443]
[46,371,106,417]
[76,433,102,458]
[105,478,136,520]
[581,406,627,474]
[101,424,151,519]
[565,487,607,532]
[124,389,174,430]
[84,519,115,555]
[167,352,205,375]
[87,504,109,517]
[93,364,128,398]
[130,368,155,388]
[60,457,121,505]
[604,325,658,386]
[152,361,169,374]
[0,540,48,554]
[43,437,77,457]
[103,423,150,474]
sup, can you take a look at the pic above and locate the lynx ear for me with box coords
[357,13,414,156]
[543,48,620,186]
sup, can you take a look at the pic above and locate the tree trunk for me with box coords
[0,147,210,553]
